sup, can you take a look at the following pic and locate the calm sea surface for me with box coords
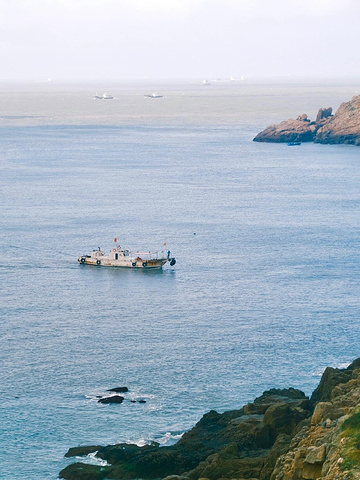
[1,80,360,479]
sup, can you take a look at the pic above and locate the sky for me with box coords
[0,0,359,81]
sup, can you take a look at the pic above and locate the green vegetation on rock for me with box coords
[340,410,360,471]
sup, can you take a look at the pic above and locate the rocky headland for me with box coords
[60,358,360,480]
[253,95,360,145]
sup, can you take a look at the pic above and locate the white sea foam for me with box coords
[313,360,352,377]
[157,432,184,446]
[335,362,352,370]
[76,452,109,467]
[133,438,149,447]
[124,432,184,448]
[123,436,151,447]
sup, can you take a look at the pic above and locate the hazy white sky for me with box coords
[0,0,359,81]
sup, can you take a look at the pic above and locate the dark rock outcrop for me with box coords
[107,386,129,393]
[253,95,360,145]
[60,360,360,480]
[316,107,333,123]
[310,367,352,405]
[64,446,102,458]
[60,388,311,480]
[98,395,124,404]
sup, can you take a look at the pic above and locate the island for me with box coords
[253,95,360,145]
[60,357,360,480]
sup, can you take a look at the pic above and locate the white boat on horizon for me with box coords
[144,92,163,98]
[78,244,176,269]
[93,93,114,99]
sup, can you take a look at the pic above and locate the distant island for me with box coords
[60,357,360,480]
[253,95,360,145]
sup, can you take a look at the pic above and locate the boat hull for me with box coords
[78,256,167,269]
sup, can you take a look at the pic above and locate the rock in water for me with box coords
[97,395,124,404]
[107,386,129,393]
[316,106,333,122]
[253,95,360,145]
[253,117,317,143]
[60,357,360,480]
[315,96,360,145]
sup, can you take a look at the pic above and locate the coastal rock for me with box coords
[259,433,292,480]
[270,367,360,480]
[60,390,310,480]
[263,402,309,443]
[315,96,360,145]
[316,107,333,123]
[310,366,352,405]
[297,114,310,122]
[244,388,309,416]
[186,443,266,480]
[253,95,360,145]
[64,446,102,458]
[60,359,360,480]
[163,476,189,480]
[253,117,317,143]
[59,463,109,480]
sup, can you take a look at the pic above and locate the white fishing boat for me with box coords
[78,244,176,269]
[93,93,113,99]
[144,92,163,98]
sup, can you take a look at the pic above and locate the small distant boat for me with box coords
[202,80,211,86]
[287,142,302,146]
[93,93,113,100]
[78,243,176,269]
[144,93,163,98]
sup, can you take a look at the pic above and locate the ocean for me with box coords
[1,79,360,479]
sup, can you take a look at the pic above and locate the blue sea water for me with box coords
[1,81,360,479]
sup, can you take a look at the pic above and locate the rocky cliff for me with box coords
[59,358,360,480]
[253,95,360,146]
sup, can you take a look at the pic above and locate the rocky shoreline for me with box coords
[253,95,360,145]
[60,358,360,480]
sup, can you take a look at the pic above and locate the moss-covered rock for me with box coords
[64,446,102,458]
[59,462,110,480]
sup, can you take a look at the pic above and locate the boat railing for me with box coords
[130,251,167,260]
